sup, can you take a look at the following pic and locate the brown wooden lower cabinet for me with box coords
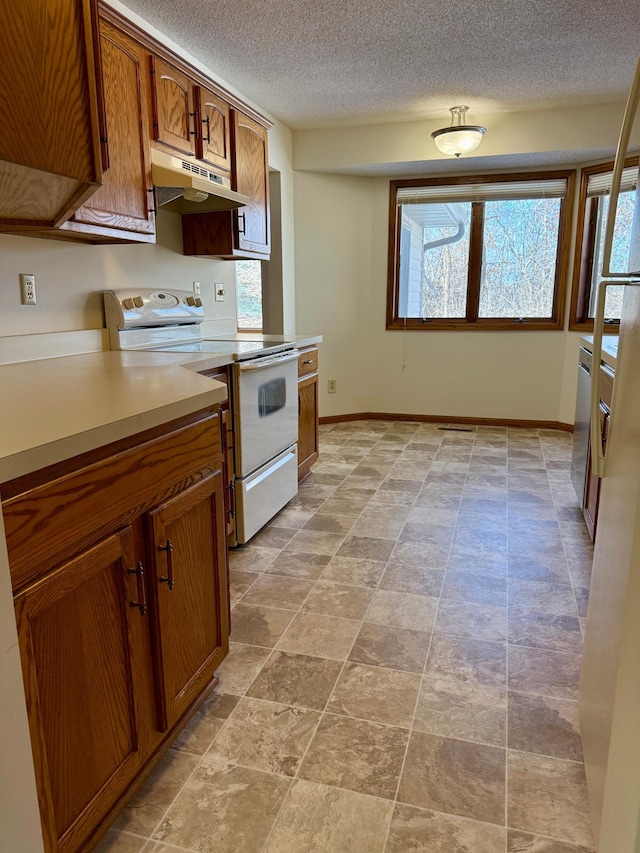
[3,409,229,853]
[298,347,319,481]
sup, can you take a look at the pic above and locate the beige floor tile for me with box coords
[379,562,444,597]
[229,569,259,605]
[391,540,450,571]
[240,574,315,610]
[435,599,508,642]
[507,751,594,847]
[114,749,200,836]
[366,589,438,633]
[386,803,507,853]
[336,534,396,562]
[251,526,298,549]
[349,622,430,673]
[215,643,270,695]
[320,555,387,588]
[299,714,408,799]
[94,831,147,853]
[247,650,343,710]
[448,547,508,577]
[350,514,408,539]
[441,570,508,607]
[303,580,373,619]
[508,580,579,618]
[172,713,225,757]
[399,521,456,547]
[277,611,361,660]
[399,730,505,825]
[414,676,506,746]
[327,662,421,727]
[426,634,507,689]
[228,545,279,573]
[508,692,583,761]
[303,512,358,534]
[230,603,294,647]
[264,550,330,579]
[284,528,346,556]
[153,756,290,852]
[209,697,319,776]
[508,646,581,701]
[507,829,594,852]
[508,612,583,654]
[265,779,393,853]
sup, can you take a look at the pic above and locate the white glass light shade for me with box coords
[431,126,485,157]
[431,105,486,158]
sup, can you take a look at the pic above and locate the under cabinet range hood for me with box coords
[150,149,249,212]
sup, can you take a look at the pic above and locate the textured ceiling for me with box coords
[119,0,640,129]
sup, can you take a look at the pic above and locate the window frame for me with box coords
[568,156,639,332]
[386,170,576,331]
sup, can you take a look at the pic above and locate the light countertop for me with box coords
[0,333,323,484]
[0,351,228,483]
[580,335,619,370]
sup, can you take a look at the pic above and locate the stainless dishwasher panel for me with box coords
[235,445,298,544]
[572,347,592,508]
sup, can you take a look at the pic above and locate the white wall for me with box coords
[294,170,586,425]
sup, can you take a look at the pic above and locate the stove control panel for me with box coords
[104,288,205,331]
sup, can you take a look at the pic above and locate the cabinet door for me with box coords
[232,111,270,256]
[150,56,196,157]
[298,373,319,481]
[195,86,231,172]
[14,528,147,853]
[145,471,229,731]
[0,0,103,228]
[66,22,155,240]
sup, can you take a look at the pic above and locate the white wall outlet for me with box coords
[215,284,225,302]
[20,273,37,305]
[327,379,337,393]
[193,281,201,295]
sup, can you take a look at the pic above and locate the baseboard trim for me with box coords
[319,412,574,432]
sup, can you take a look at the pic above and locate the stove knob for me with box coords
[133,296,144,308]
[122,298,134,310]
[186,296,196,306]
[194,297,203,307]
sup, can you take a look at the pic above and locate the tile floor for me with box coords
[97,420,595,853]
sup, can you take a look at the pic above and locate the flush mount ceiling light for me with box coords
[431,105,486,158]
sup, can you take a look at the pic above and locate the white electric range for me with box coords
[104,288,299,544]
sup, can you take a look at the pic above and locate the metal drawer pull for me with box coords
[203,115,211,144]
[302,359,315,365]
[159,539,175,590]
[128,561,147,615]
[238,212,246,234]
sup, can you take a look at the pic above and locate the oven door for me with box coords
[233,350,299,477]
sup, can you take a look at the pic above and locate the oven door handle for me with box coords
[237,350,300,372]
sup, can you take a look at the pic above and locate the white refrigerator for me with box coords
[578,57,640,853]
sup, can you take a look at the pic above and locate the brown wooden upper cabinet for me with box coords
[150,56,197,158]
[0,0,104,230]
[60,19,156,243]
[195,86,232,172]
[182,110,271,259]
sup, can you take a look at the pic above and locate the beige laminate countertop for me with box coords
[580,335,619,370]
[0,350,230,483]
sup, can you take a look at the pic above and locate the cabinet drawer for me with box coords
[3,413,221,592]
[298,347,318,377]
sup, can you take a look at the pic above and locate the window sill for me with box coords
[386,319,564,332]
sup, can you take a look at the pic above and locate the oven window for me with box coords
[258,378,286,416]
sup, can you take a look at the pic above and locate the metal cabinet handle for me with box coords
[203,115,211,144]
[302,359,314,365]
[147,188,157,217]
[237,212,246,234]
[189,111,198,136]
[128,561,147,615]
[159,539,175,590]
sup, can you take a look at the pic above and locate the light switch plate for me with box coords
[215,284,225,302]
